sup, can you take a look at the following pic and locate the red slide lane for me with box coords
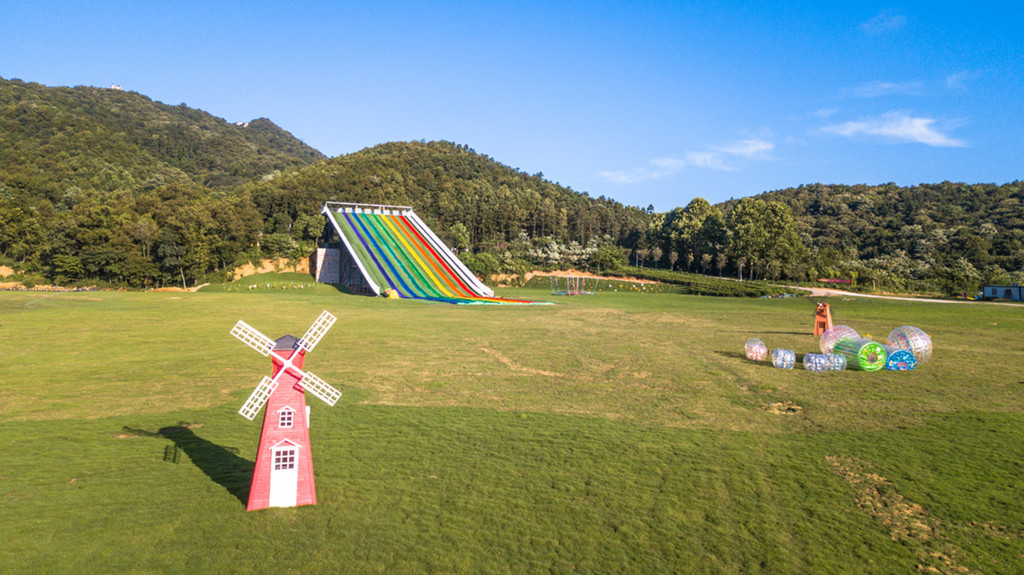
[395,215,478,297]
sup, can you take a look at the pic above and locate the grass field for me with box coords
[2,278,1023,573]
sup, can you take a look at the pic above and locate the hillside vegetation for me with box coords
[0,77,323,192]
[747,182,1024,292]
[638,182,1023,296]
[0,77,1020,295]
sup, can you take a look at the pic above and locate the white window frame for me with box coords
[273,447,296,470]
[278,408,294,429]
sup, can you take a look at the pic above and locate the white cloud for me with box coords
[946,70,980,90]
[713,139,775,158]
[597,139,775,183]
[811,108,839,120]
[685,151,732,171]
[861,10,906,35]
[650,157,686,170]
[822,112,966,147]
[597,162,680,184]
[845,80,922,98]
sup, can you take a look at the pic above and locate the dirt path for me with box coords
[499,270,658,284]
[790,285,1023,306]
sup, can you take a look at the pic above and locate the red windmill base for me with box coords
[247,342,316,510]
[231,311,340,511]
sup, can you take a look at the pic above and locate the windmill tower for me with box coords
[230,310,340,511]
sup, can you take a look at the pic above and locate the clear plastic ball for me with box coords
[771,348,796,369]
[745,338,768,361]
[803,353,829,372]
[886,326,932,362]
[826,353,848,371]
[819,325,860,353]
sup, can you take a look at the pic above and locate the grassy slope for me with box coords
[1,285,1022,573]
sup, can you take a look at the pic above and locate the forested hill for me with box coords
[246,140,650,251]
[0,79,647,288]
[1,76,1019,295]
[730,181,1024,271]
[0,77,324,195]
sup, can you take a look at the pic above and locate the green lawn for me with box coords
[1,281,1022,573]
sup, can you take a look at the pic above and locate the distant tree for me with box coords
[590,246,625,273]
[448,221,471,253]
[700,253,713,274]
[650,246,663,268]
[636,248,651,267]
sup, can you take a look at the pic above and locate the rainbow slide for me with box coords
[322,203,546,305]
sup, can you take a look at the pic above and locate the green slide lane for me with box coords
[363,213,446,299]
[377,213,464,298]
[327,210,389,293]
[352,211,425,298]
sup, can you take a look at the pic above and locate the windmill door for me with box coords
[269,443,299,507]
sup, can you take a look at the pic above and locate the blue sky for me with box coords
[1,1,1020,211]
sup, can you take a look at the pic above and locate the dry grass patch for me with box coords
[827,455,976,574]
[764,401,804,415]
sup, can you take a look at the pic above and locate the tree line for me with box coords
[1,78,1020,295]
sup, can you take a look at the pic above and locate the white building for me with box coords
[982,284,1023,301]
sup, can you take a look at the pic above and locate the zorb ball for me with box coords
[745,338,768,361]
[772,348,796,369]
[886,326,932,363]
[819,325,859,354]
[833,338,887,372]
[826,353,848,372]
[803,353,829,372]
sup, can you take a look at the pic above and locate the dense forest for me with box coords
[639,182,1024,295]
[0,77,1021,295]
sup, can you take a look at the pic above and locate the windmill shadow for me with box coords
[123,424,253,506]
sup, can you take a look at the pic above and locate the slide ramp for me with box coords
[322,203,545,305]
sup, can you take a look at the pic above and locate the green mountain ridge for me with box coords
[737,182,1024,287]
[245,140,649,251]
[0,77,324,196]
[0,77,1020,295]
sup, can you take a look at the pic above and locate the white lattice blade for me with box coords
[231,320,275,356]
[238,376,279,420]
[298,371,341,406]
[298,311,336,352]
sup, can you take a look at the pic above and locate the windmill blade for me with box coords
[238,376,279,420]
[298,371,342,406]
[231,320,275,356]
[298,310,337,352]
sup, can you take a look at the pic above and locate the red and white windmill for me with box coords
[230,310,340,511]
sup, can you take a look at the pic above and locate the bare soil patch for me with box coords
[479,347,563,378]
[764,401,804,415]
[230,258,309,280]
[492,269,658,287]
[827,455,975,574]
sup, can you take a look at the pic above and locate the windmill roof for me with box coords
[274,334,300,351]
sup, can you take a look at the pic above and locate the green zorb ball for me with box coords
[833,338,887,372]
